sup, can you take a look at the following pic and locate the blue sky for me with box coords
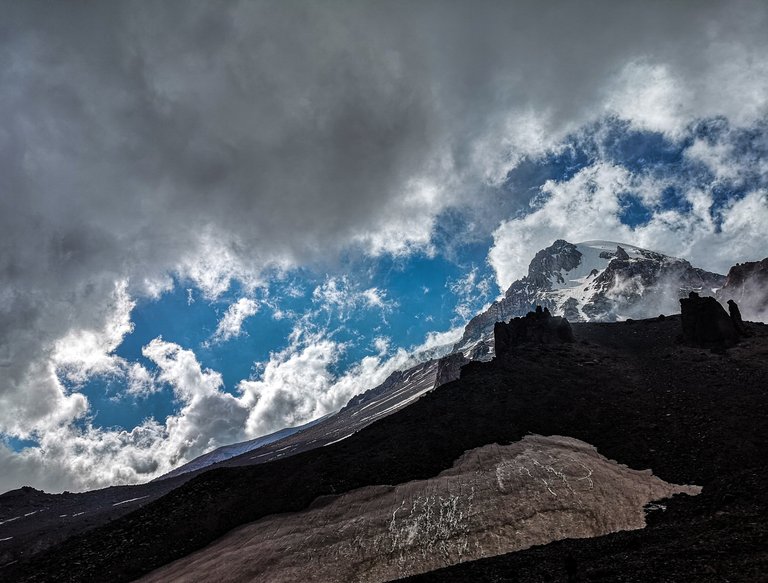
[2,1,768,493]
[74,247,495,434]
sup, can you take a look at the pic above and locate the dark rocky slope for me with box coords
[4,316,768,582]
[0,476,191,569]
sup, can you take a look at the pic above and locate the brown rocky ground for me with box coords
[138,436,698,583]
[3,315,768,582]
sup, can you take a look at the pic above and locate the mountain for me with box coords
[717,257,768,321]
[157,240,726,480]
[155,416,328,481]
[455,239,725,352]
[108,240,727,482]
[128,240,727,482]
[3,243,766,582]
[6,314,768,582]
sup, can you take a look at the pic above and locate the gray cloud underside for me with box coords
[1,0,768,491]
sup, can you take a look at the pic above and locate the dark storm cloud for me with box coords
[3,2,766,274]
[1,0,767,490]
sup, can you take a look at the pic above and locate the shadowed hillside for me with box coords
[3,315,768,582]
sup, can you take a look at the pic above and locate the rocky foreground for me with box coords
[138,435,698,583]
[4,315,768,582]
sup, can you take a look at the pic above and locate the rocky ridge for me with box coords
[717,257,768,321]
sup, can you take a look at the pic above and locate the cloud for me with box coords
[361,288,388,309]
[142,339,251,459]
[603,61,691,138]
[0,321,466,493]
[210,298,260,344]
[52,280,135,384]
[0,338,254,493]
[237,321,453,437]
[489,160,768,290]
[312,276,396,321]
[124,362,159,398]
[448,267,495,322]
[372,336,390,356]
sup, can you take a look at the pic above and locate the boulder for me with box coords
[679,292,738,347]
[615,245,630,260]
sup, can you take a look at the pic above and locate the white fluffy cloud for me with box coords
[142,339,251,457]
[237,321,460,438]
[210,298,260,344]
[52,280,135,384]
[448,267,495,322]
[0,322,463,493]
[603,61,692,138]
[0,338,252,493]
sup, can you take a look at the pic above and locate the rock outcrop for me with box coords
[468,340,492,361]
[434,353,469,388]
[679,292,739,347]
[727,300,749,337]
[494,307,574,358]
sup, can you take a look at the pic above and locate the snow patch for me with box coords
[0,517,19,527]
[113,495,149,507]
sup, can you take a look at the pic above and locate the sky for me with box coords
[1,0,768,493]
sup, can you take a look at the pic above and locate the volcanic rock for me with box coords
[493,308,574,358]
[468,340,492,361]
[434,352,469,388]
[679,292,738,347]
[727,300,749,337]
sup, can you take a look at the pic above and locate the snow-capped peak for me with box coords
[454,239,724,352]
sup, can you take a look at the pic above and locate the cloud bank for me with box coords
[489,137,768,289]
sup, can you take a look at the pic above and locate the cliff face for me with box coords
[454,240,725,353]
[717,258,768,322]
